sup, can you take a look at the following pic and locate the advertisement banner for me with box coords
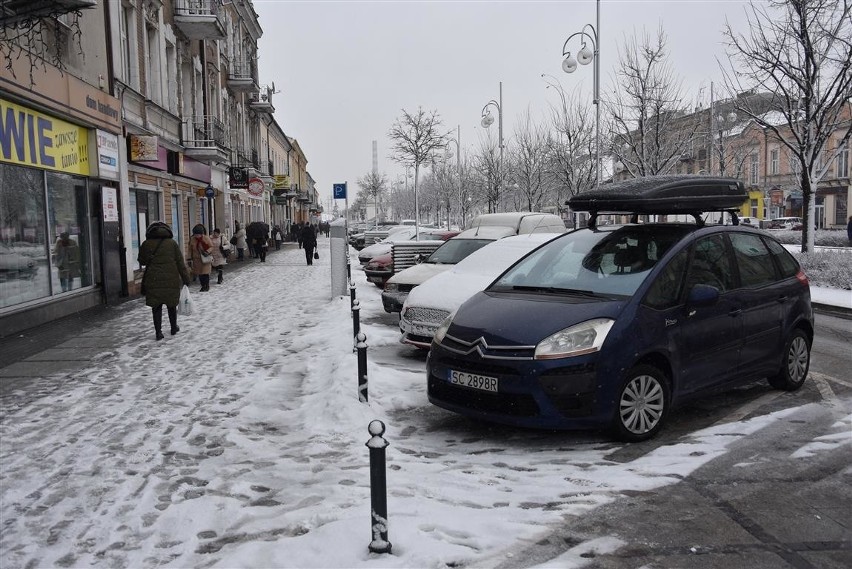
[0,97,90,175]
[96,129,120,180]
[229,167,249,188]
[102,186,119,222]
[129,135,158,161]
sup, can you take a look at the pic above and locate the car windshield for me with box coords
[426,239,493,264]
[489,225,693,298]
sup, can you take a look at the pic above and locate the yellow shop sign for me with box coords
[0,97,90,175]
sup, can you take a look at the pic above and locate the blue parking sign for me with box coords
[333,183,347,199]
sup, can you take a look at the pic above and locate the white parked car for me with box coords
[399,233,563,349]
[357,226,422,265]
[739,216,760,228]
[381,212,566,313]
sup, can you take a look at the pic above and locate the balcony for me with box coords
[181,116,229,163]
[227,59,259,93]
[0,0,96,26]
[173,0,226,40]
[249,86,275,114]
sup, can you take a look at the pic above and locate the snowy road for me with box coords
[1,242,849,568]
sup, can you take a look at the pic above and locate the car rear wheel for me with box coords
[768,329,810,391]
[612,364,670,442]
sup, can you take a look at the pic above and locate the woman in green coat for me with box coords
[138,222,191,340]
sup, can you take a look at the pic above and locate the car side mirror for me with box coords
[415,253,427,264]
[688,284,720,307]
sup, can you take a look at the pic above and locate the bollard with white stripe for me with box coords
[366,420,391,554]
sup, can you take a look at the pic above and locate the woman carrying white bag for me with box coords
[138,222,192,341]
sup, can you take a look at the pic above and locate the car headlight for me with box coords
[433,311,456,345]
[534,318,615,360]
[384,283,399,293]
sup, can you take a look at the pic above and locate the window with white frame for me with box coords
[837,145,849,178]
[145,22,162,104]
[749,153,759,184]
[770,148,779,175]
[119,2,139,89]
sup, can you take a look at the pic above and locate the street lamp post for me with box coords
[560,0,600,187]
[445,125,461,230]
[481,81,503,212]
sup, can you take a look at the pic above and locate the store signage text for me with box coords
[0,97,90,175]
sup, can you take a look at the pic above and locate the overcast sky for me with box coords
[254,0,756,208]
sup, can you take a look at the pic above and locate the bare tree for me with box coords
[1,6,90,86]
[723,0,852,252]
[510,110,553,211]
[473,132,504,213]
[388,107,449,238]
[544,82,598,209]
[607,27,703,178]
[356,170,389,227]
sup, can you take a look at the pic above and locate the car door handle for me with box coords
[776,295,788,303]
[729,309,742,317]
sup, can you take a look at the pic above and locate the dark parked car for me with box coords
[427,176,814,441]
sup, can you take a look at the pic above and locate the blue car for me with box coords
[427,176,814,441]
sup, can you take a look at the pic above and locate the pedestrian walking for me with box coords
[210,228,228,285]
[847,215,852,246]
[233,222,247,261]
[190,224,214,292]
[296,221,304,249]
[301,222,318,265]
[137,222,191,341]
[272,225,283,250]
[247,221,269,262]
[53,231,81,292]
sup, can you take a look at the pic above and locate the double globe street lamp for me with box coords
[560,0,601,186]
[480,81,504,210]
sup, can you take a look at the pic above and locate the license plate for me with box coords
[448,369,499,392]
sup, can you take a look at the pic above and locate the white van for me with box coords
[381,212,565,313]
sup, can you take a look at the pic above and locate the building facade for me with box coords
[1,0,314,335]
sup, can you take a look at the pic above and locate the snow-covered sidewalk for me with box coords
[1,242,849,568]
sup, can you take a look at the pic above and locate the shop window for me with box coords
[47,171,92,293]
[0,164,50,309]
[131,188,161,270]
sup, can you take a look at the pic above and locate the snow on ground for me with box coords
[0,240,843,568]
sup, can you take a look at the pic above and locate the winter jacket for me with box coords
[53,238,81,278]
[211,234,228,267]
[234,228,248,250]
[138,223,191,308]
[190,234,214,275]
[301,225,318,249]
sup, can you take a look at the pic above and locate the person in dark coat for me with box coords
[246,221,270,262]
[138,222,191,341]
[301,223,318,265]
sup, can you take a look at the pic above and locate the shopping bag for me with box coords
[177,285,194,316]
[314,251,319,260]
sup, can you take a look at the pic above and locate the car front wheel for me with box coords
[612,364,670,442]
[768,328,810,391]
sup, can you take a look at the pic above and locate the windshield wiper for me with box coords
[508,285,604,298]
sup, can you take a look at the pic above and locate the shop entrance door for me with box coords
[98,185,126,302]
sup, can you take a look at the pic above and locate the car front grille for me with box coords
[403,306,450,326]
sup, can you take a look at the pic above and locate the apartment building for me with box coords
[1,0,315,335]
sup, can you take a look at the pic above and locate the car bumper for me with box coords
[381,290,408,313]
[365,269,392,285]
[426,343,614,430]
[400,306,451,348]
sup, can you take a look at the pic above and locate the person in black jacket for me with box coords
[301,223,318,265]
[138,222,191,340]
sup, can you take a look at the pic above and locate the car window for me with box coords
[427,239,492,264]
[490,226,691,298]
[764,237,800,278]
[686,234,736,292]
[730,232,777,288]
[644,248,688,309]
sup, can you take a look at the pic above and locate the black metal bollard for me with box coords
[356,332,368,402]
[350,281,357,309]
[366,420,391,554]
[352,299,361,341]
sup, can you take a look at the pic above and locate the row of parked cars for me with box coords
[358,176,814,442]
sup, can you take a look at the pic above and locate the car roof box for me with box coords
[568,175,747,215]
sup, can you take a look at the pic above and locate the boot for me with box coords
[167,306,179,336]
[152,306,164,341]
[217,268,223,284]
[200,274,210,292]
